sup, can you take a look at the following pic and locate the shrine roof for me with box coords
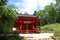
[16,14,37,18]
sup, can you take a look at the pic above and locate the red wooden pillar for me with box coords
[32,21,35,33]
[15,19,20,33]
[19,20,23,33]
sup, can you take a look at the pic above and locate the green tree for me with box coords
[0,0,22,40]
[7,4,18,10]
[7,4,19,14]
[0,6,16,33]
[55,0,60,23]
[33,3,57,26]
[24,12,29,15]
[45,3,57,24]
[0,0,7,5]
[33,11,37,15]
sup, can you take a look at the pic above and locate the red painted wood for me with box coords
[15,16,41,34]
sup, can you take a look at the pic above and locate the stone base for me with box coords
[19,33,54,40]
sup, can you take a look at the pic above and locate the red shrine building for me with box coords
[15,14,54,40]
[15,14,41,34]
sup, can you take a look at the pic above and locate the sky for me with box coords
[8,0,56,15]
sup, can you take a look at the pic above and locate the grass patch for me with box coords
[41,23,60,38]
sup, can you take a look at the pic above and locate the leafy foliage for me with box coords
[0,0,22,40]
[0,34,22,40]
[24,12,29,15]
[0,0,7,5]
[0,6,16,34]
[41,23,60,38]
[33,3,60,26]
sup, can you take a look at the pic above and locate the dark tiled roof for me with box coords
[16,14,37,18]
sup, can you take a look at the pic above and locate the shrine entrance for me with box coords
[15,14,41,34]
[23,21,31,30]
